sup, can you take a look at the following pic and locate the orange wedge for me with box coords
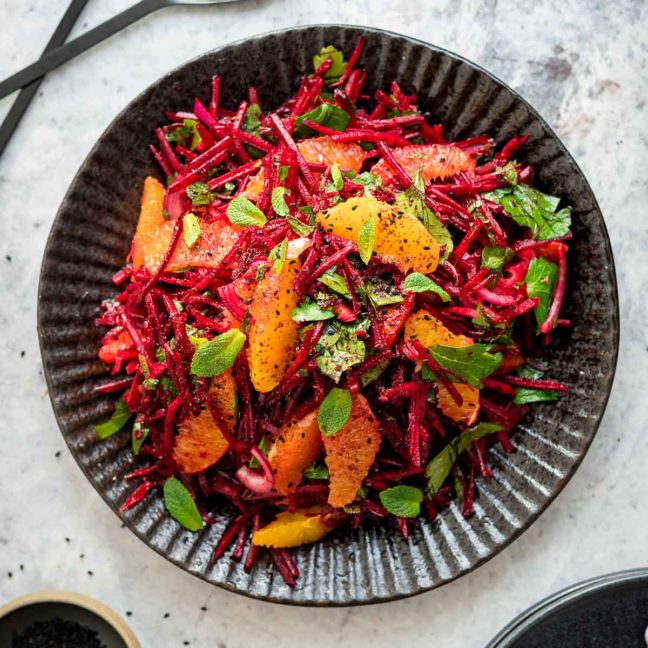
[404,311,473,348]
[323,394,381,508]
[372,144,476,185]
[248,260,301,393]
[316,196,440,274]
[269,411,323,494]
[436,382,480,426]
[252,507,331,548]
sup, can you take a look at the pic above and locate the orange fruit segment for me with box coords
[130,176,241,273]
[269,410,323,494]
[252,507,331,548]
[172,371,237,474]
[323,394,381,508]
[436,382,480,426]
[404,311,473,348]
[316,196,440,274]
[243,137,367,200]
[371,144,476,185]
[248,260,301,393]
[497,349,525,373]
[98,329,132,364]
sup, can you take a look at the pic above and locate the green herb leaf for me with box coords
[481,246,513,271]
[182,213,202,249]
[525,256,558,331]
[313,45,346,81]
[242,103,262,136]
[395,174,453,261]
[331,163,344,191]
[403,272,450,301]
[186,182,212,206]
[366,277,404,307]
[318,387,352,436]
[190,329,246,377]
[429,344,502,388]
[269,237,288,274]
[319,270,350,297]
[271,186,290,217]
[358,217,375,265]
[425,423,502,493]
[361,358,391,387]
[163,477,203,532]
[315,319,367,381]
[249,434,270,469]
[294,103,350,137]
[287,215,316,237]
[95,399,133,440]
[354,172,381,188]
[379,485,424,518]
[291,299,335,322]
[166,119,201,150]
[484,185,571,241]
[132,420,150,455]
[227,197,267,228]
[513,364,560,404]
[303,463,330,480]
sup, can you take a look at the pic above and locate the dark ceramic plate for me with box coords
[486,569,648,647]
[37,25,618,605]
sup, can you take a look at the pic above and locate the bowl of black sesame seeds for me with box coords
[0,591,140,648]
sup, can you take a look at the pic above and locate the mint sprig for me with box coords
[227,197,267,227]
[429,344,502,389]
[190,329,246,377]
[183,213,201,249]
[403,272,450,301]
[379,485,424,518]
[318,387,352,436]
[358,217,375,265]
[95,399,132,440]
[163,477,203,532]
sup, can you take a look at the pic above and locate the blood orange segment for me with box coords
[98,329,133,364]
[130,176,166,269]
[248,260,301,393]
[404,311,473,348]
[372,144,476,184]
[316,196,440,274]
[252,507,331,548]
[172,371,237,474]
[269,411,323,494]
[436,382,480,425]
[323,394,381,508]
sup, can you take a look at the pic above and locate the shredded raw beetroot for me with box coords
[94,39,572,587]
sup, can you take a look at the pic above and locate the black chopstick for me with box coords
[0,0,89,157]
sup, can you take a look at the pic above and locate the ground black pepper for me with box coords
[11,618,107,648]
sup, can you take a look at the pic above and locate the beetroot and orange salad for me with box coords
[95,39,572,585]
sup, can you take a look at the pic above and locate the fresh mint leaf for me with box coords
[379,485,424,518]
[249,434,270,469]
[315,319,366,381]
[132,420,150,455]
[291,299,335,322]
[354,172,381,188]
[366,277,404,307]
[525,256,557,331]
[163,477,203,532]
[318,387,352,436]
[95,399,132,440]
[183,213,201,249]
[303,463,330,480]
[271,186,290,217]
[294,103,350,137]
[513,364,559,404]
[242,103,262,135]
[186,182,212,206]
[269,238,288,274]
[484,185,571,241]
[287,215,315,237]
[278,165,290,183]
[313,45,346,81]
[227,197,267,227]
[403,272,450,301]
[190,329,246,377]
[395,175,453,261]
[331,163,344,191]
[319,270,350,297]
[430,344,502,388]
[166,119,201,150]
[358,217,375,265]
[426,423,502,493]
[481,246,513,271]
[360,358,391,387]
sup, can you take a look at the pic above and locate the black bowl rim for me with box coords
[485,568,648,646]
[37,23,619,606]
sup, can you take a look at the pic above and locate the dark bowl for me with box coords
[37,25,618,605]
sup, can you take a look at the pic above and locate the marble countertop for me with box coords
[0,1,645,646]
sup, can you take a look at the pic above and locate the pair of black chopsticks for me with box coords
[0,0,89,157]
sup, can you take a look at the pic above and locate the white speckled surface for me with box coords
[0,1,645,646]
